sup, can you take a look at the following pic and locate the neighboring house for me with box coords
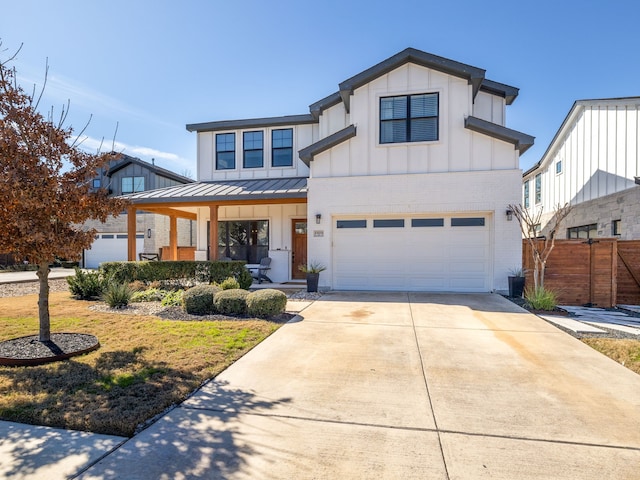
[124,48,533,292]
[523,97,640,240]
[83,152,195,268]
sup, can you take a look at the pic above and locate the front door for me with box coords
[292,219,307,279]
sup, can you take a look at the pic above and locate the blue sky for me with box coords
[2,0,638,175]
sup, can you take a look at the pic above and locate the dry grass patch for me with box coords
[582,338,640,375]
[0,292,281,436]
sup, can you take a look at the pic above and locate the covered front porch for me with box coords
[124,178,309,284]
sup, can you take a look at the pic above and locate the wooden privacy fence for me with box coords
[523,239,640,308]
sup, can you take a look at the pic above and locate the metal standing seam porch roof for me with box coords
[125,177,307,205]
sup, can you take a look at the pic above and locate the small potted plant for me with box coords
[298,261,326,293]
[508,267,526,298]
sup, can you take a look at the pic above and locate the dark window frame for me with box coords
[272,128,293,167]
[216,133,236,170]
[243,131,264,168]
[567,223,597,239]
[213,220,269,263]
[523,180,530,209]
[336,220,367,229]
[121,176,145,194]
[379,92,439,144]
[535,173,542,204]
[411,218,444,227]
[612,219,621,236]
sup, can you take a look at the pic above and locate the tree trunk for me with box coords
[36,263,51,342]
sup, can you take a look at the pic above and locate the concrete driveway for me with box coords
[73,292,640,479]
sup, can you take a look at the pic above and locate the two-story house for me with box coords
[523,97,640,240]
[124,48,534,291]
[83,152,194,268]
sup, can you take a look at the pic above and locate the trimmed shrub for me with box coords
[214,289,249,316]
[217,276,240,290]
[182,284,221,315]
[102,282,133,308]
[67,267,105,299]
[161,289,184,307]
[99,260,252,287]
[246,289,287,318]
[131,288,166,303]
[524,286,558,311]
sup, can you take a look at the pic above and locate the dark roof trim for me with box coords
[107,154,193,184]
[186,114,317,133]
[480,79,519,105]
[298,124,357,166]
[464,116,534,154]
[338,48,486,113]
[309,91,343,120]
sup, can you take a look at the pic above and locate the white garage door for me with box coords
[84,233,144,269]
[333,215,491,292]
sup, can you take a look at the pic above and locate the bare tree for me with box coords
[509,203,572,289]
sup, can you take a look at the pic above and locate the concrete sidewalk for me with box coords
[69,291,640,479]
[0,268,76,284]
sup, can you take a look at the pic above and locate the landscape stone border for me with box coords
[0,333,100,367]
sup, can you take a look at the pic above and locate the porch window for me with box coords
[122,176,144,194]
[243,131,263,168]
[272,128,293,167]
[216,133,236,170]
[380,93,438,144]
[216,220,269,263]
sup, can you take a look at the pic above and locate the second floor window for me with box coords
[380,93,439,144]
[535,174,541,204]
[272,128,293,167]
[216,133,236,170]
[243,131,264,168]
[523,180,530,208]
[122,176,144,194]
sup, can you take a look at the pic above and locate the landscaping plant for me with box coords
[182,284,221,315]
[161,289,184,307]
[217,276,240,290]
[214,289,249,316]
[524,286,558,311]
[102,283,134,309]
[246,289,287,318]
[67,268,105,300]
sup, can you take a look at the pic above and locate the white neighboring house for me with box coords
[523,97,640,240]
[83,153,194,269]
[125,48,534,292]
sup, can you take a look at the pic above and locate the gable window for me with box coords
[567,223,597,239]
[121,176,144,194]
[216,133,235,170]
[93,178,101,189]
[535,173,542,204]
[556,160,563,174]
[243,131,263,168]
[523,180,530,208]
[272,128,293,167]
[380,93,438,144]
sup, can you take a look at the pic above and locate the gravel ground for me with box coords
[0,278,70,297]
[504,295,640,340]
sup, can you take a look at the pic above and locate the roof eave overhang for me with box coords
[464,116,534,155]
[309,91,343,120]
[128,193,307,208]
[480,79,520,105]
[298,124,357,166]
[186,114,317,133]
[338,48,486,113]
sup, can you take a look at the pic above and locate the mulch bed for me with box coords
[0,333,99,366]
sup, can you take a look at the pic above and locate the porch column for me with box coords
[169,215,178,260]
[209,204,218,260]
[127,206,137,261]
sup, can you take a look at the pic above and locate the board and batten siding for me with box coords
[313,63,518,179]
[524,101,640,212]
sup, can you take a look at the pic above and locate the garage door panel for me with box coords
[333,216,491,292]
[84,234,143,269]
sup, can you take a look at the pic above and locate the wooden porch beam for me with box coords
[127,206,137,261]
[139,207,197,221]
[209,205,218,261]
[169,215,178,261]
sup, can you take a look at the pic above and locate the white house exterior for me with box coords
[126,48,534,292]
[523,97,640,239]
